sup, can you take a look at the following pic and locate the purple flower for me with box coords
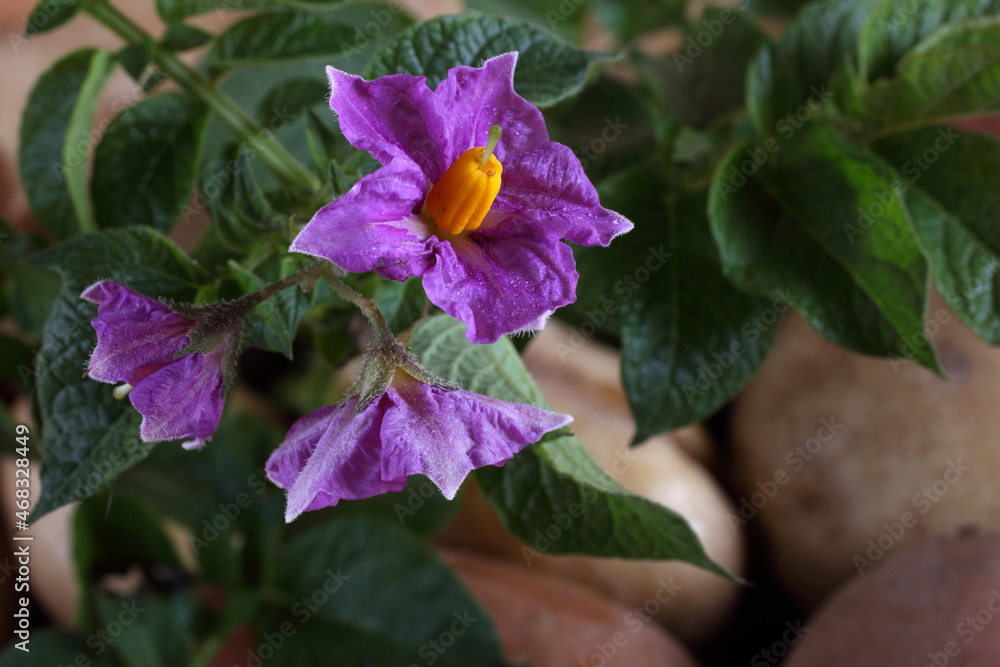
[266,373,572,521]
[82,281,231,450]
[291,52,632,344]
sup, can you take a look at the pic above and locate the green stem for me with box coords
[80,0,322,193]
[323,272,395,346]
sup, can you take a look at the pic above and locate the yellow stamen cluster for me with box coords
[423,125,503,235]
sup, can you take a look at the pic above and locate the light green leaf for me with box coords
[156,0,344,20]
[872,126,1000,343]
[91,93,208,234]
[364,12,614,107]
[708,124,938,368]
[410,315,732,576]
[206,11,355,74]
[861,16,1000,132]
[576,169,778,442]
[28,228,207,519]
[18,48,114,239]
[858,0,1000,81]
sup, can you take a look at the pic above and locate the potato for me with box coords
[784,532,1000,667]
[437,321,745,645]
[441,548,700,667]
[730,295,1000,607]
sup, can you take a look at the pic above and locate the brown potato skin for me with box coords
[731,296,1000,608]
[441,549,701,667]
[437,322,745,645]
[784,532,1000,667]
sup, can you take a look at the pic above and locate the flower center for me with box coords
[422,125,503,235]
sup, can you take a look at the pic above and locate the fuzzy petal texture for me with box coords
[289,160,435,280]
[493,142,633,246]
[82,281,194,384]
[379,381,572,499]
[424,219,579,344]
[424,52,549,171]
[266,397,404,522]
[266,380,571,520]
[129,346,225,450]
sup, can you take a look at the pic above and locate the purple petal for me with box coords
[128,348,224,449]
[289,160,436,280]
[428,52,549,170]
[267,397,406,522]
[493,142,633,246]
[81,281,194,385]
[380,381,572,499]
[423,219,579,343]
[327,65,446,179]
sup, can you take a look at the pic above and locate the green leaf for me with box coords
[74,490,182,626]
[409,315,731,575]
[18,48,114,239]
[745,0,817,17]
[0,630,116,666]
[28,228,207,519]
[161,23,214,52]
[206,11,355,74]
[96,594,196,667]
[861,16,1000,132]
[871,126,1000,343]
[708,125,938,368]
[118,43,153,81]
[268,619,415,667]
[156,0,345,20]
[91,93,209,234]
[588,0,686,42]
[660,7,768,129]
[304,109,342,171]
[230,257,309,359]
[858,0,1000,81]
[24,0,80,37]
[257,77,329,124]
[576,169,778,441]
[277,516,506,666]
[364,12,614,108]
[373,276,426,333]
[746,0,877,134]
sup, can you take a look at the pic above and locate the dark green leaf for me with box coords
[708,125,938,368]
[861,16,1000,132]
[96,594,197,667]
[745,0,817,17]
[91,93,209,234]
[872,126,1000,343]
[74,490,182,626]
[410,315,732,575]
[577,169,777,441]
[373,277,426,332]
[858,0,1000,82]
[304,109,341,171]
[364,12,614,108]
[0,630,116,666]
[118,43,153,81]
[29,228,207,518]
[24,0,80,37]
[277,516,506,666]
[268,619,414,667]
[18,48,114,239]
[161,23,214,52]
[206,11,355,74]
[746,0,876,134]
[588,0,685,41]
[230,256,309,359]
[660,7,768,128]
[156,0,345,21]
[199,145,283,252]
[257,77,329,124]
